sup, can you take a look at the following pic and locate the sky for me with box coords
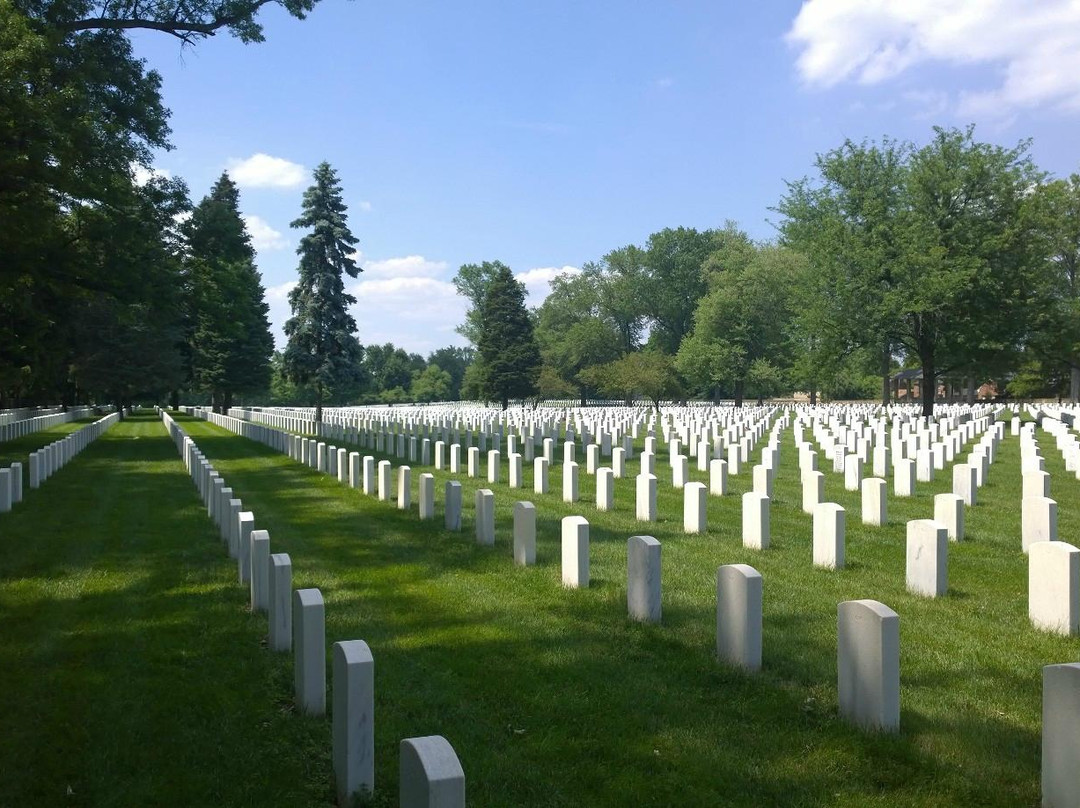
[129,0,1080,356]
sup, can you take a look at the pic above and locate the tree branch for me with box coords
[57,0,276,38]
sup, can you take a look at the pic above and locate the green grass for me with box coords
[2,408,1075,806]
[0,414,332,806]
[1,415,104,489]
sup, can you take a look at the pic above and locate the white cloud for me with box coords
[650,77,675,90]
[516,265,580,305]
[349,275,469,354]
[265,280,296,350]
[357,200,373,213]
[361,254,448,278]
[228,153,307,188]
[132,164,171,186]
[786,0,1080,114]
[242,214,288,252]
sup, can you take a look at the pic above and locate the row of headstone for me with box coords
[199,405,1080,801]
[0,405,95,442]
[162,410,466,807]
[1,410,120,514]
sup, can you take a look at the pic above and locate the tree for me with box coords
[283,162,364,422]
[427,346,473,399]
[68,174,191,410]
[778,127,1047,416]
[587,352,681,412]
[47,0,319,45]
[641,227,721,353]
[1027,173,1080,401]
[453,261,512,345]
[676,246,800,406]
[475,262,541,409]
[597,246,648,353]
[411,365,452,402]
[533,266,622,404]
[184,172,274,411]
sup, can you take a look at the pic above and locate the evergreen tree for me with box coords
[476,263,541,409]
[283,162,364,421]
[184,172,274,412]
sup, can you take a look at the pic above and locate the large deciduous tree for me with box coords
[283,162,364,422]
[475,262,541,409]
[778,126,1046,416]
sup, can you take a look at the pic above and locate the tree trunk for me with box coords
[315,383,323,424]
[809,385,818,406]
[579,386,587,407]
[734,380,744,408]
[920,355,935,418]
[966,375,975,405]
[502,396,508,411]
[224,390,234,414]
[169,390,179,410]
[1070,365,1079,403]
[880,343,891,406]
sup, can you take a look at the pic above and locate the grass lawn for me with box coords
[1,415,104,489]
[2,407,1076,806]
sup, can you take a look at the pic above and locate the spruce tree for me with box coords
[476,263,541,409]
[283,162,364,422]
[184,172,274,411]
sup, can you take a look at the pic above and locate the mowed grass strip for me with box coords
[0,413,332,807]
[177,411,1079,807]
[1,415,104,484]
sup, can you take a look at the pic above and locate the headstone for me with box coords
[627,535,662,623]
[534,457,549,494]
[684,482,707,534]
[709,459,727,496]
[377,460,392,502]
[467,446,480,478]
[906,519,948,597]
[10,462,21,503]
[513,502,536,566]
[813,503,845,569]
[293,588,326,715]
[636,473,657,522]
[1022,496,1057,553]
[860,478,886,526]
[672,454,688,488]
[934,493,964,541]
[742,492,770,550]
[752,464,771,497]
[844,454,862,491]
[349,452,361,489]
[269,553,292,652]
[363,456,375,496]
[509,453,522,488]
[1029,541,1080,635]
[952,463,976,506]
[596,467,614,511]
[716,564,762,672]
[1042,663,1080,807]
[444,482,462,531]
[399,735,465,808]
[250,529,270,613]
[0,468,11,512]
[488,449,500,484]
[894,458,915,497]
[419,473,434,520]
[475,489,494,546]
[561,516,589,588]
[237,512,254,584]
[802,470,823,514]
[563,461,579,503]
[837,599,900,732]
[333,640,374,805]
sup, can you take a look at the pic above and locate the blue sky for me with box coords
[130,1,1080,355]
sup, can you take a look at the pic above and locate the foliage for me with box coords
[452,261,514,345]
[426,346,472,399]
[778,126,1048,415]
[184,172,274,411]
[587,351,681,411]
[410,365,452,402]
[475,262,541,408]
[677,245,801,406]
[282,162,364,421]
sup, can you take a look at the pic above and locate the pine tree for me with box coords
[476,262,541,409]
[283,162,364,422]
[184,172,274,411]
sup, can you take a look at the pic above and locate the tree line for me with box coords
[457,127,1080,416]
[4,0,1078,417]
